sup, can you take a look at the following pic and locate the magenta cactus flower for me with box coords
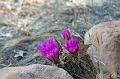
[61,28,71,41]
[64,38,80,54]
[37,38,61,63]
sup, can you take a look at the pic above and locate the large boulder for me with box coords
[0,64,73,79]
[84,21,120,74]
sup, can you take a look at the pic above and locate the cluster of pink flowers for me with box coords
[37,28,80,63]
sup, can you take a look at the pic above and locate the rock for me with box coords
[84,21,120,74]
[0,64,73,79]
[25,0,54,5]
[67,0,107,6]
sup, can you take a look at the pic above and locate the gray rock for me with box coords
[84,21,120,76]
[69,0,107,6]
[0,64,73,79]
